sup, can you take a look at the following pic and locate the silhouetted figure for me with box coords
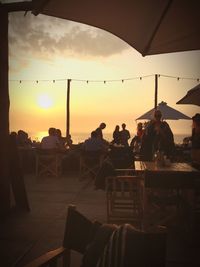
[56,129,66,148]
[82,131,106,152]
[17,130,32,148]
[112,125,121,145]
[140,110,175,160]
[66,134,73,149]
[95,122,106,140]
[130,122,144,154]
[120,123,130,146]
[41,127,60,149]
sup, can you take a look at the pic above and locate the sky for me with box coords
[8,11,200,141]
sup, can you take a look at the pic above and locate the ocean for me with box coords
[30,131,190,145]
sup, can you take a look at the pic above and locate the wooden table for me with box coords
[134,161,200,230]
[135,161,200,189]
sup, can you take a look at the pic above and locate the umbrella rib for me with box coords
[142,0,173,56]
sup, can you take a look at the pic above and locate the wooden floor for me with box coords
[0,171,200,267]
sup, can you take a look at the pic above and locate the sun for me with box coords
[37,94,53,109]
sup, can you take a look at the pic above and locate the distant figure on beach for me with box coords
[140,110,175,160]
[41,127,60,149]
[112,125,121,145]
[191,113,200,167]
[95,122,106,140]
[130,122,144,153]
[120,123,130,146]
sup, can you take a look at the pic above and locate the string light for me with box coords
[9,74,200,84]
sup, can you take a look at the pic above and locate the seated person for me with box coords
[40,127,61,150]
[65,134,73,149]
[82,131,107,153]
[17,129,32,148]
[56,128,67,148]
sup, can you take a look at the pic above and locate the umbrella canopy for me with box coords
[32,0,200,56]
[176,83,200,106]
[136,101,191,120]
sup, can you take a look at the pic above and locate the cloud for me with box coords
[9,11,129,68]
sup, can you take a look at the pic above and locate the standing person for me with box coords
[191,113,200,168]
[112,125,121,145]
[140,110,175,160]
[120,123,130,146]
[130,122,144,153]
[95,122,106,140]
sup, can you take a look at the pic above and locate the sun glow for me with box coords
[37,94,53,109]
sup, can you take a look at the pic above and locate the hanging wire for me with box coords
[8,73,200,84]
[159,74,200,81]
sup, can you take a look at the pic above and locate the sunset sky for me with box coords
[8,11,200,141]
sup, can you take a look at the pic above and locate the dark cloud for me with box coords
[9,12,129,65]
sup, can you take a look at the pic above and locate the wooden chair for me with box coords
[79,150,105,180]
[106,175,144,228]
[25,205,166,267]
[24,205,97,267]
[35,149,62,179]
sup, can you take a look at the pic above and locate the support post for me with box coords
[0,6,10,215]
[66,79,71,138]
[154,74,158,109]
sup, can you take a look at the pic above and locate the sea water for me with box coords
[29,131,190,145]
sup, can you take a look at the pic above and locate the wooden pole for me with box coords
[66,79,71,138]
[154,74,158,109]
[0,6,10,215]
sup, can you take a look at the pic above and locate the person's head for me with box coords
[192,113,200,127]
[48,127,56,136]
[100,122,106,129]
[91,130,98,138]
[154,110,162,121]
[122,123,126,129]
[115,125,120,131]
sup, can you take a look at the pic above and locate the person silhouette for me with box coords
[120,123,130,146]
[112,125,121,145]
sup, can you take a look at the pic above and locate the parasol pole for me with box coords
[154,74,158,109]
[66,79,71,138]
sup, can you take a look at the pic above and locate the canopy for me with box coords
[176,84,200,106]
[32,0,200,56]
[136,101,191,120]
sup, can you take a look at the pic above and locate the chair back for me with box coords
[106,175,144,228]
[79,150,105,180]
[35,148,62,178]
